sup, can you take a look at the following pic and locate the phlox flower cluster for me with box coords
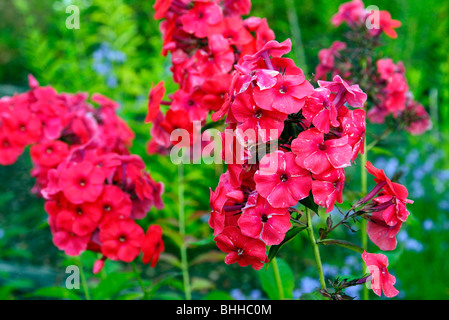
[315,0,431,135]
[209,39,368,270]
[146,0,276,154]
[0,76,165,272]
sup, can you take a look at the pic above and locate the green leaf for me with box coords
[318,239,364,254]
[267,226,307,262]
[299,291,324,300]
[370,147,394,156]
[189,251,226,266]
[91,272,136,300]
[116,293,144,300]
[27,286,81,300]
[257,258,294,300]
[191,277,215,291]
[203,290,234,300]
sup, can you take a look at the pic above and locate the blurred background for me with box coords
[0,0,448,300]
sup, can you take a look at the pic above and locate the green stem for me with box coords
[178,163,192,300]
[271,257,285,300]
[77,258,91,300]
[131,261,149,300]
[361,137,369,300]
[305,209,327,291]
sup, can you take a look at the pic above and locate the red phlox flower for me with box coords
[362,251,399,298]
[315,41,347,81]
[222,0,252,17]
[238,193,291,245]
[30,140,70,168]
[302,88,339,133]
[58,160,105,204]
[292,128,353,175]
[253,73,314,114]
[232,91,287,144]
[145,81,165,123]
[312,168,345,213]
[99,219,144,263]
[318,75,367,109]
[52,230,91,256]
[368,10,402,39]
[56,201,103,236]
[214,226,268,270]
[209,171,245,235]
[97,185,133,225]
[0,128,24,165]
[180,1,223,38]
[339,108,366,161]
[254,150,312,208]
[331,0,366,27]
[141,224,165,267]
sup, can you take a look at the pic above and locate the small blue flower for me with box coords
[423,219,434,231]
[230,288,246,300]
[298,276,320,294]
[249,289,262,300]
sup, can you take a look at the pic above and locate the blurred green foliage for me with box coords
[0,0,448,300]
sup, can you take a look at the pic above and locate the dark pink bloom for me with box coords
[97,185,133,225]
[30,141,69,168]
[367,211,402,251]
[339,108,366,161]
[314,41,347,81]
[153,0,174,19]
[302,88,339,133]
[292,128,353,175]
[405,101,432,135]
[0,128,24,165]
[318,75,367,109]
[254,150,312,208]
[253,74,314,114]
[214,226,268,270]
[93,257,106,274]
[141,225,165,267]
[312,168,345,213]
[223,0,251,16]
[100,219,144,263]
[208,16,253,47]
[58,161,105,204]
[52,230,91,256]
[376,58,403,82]
[238,193,290,245]
[180,1,223,38]
[241,39,292,70]
[383,74,408,113]
[209,172,244,235]
[373,193,410,227]
[2,105,42,146]
[145,81,165,123]
[331,0,366,27]
[368,10,402,39]
[56,202,103,236]
[232,91,287,144]
[362,251,399,298]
